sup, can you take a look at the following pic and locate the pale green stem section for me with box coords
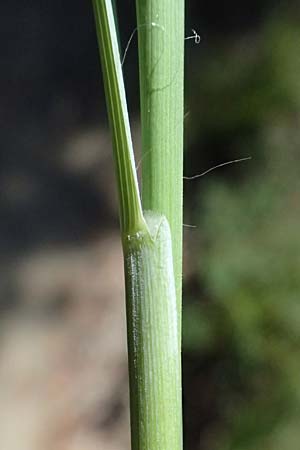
[92,1,182,449]
[124,211,182,450]
[92,0,145,235]
[136,0,185,329]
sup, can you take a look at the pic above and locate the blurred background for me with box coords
[1,1,300,449]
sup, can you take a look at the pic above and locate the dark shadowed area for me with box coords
[1,1,300,449]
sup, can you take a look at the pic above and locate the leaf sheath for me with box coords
[124,211,182,450]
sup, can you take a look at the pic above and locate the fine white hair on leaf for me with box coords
[185,28,201,44]
[183,223,197,229]
[122,22,165,66]
[136,149,152,172]
[183,157,252,180]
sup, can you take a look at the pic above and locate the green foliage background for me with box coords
[183,10,300,450]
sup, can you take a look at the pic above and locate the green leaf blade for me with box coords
[92,0,146,235]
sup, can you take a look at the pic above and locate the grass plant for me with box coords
[92,1,184,448]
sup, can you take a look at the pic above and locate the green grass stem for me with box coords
[92,1,183,448]
[124,211,182,450]
[136,0,185,327]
